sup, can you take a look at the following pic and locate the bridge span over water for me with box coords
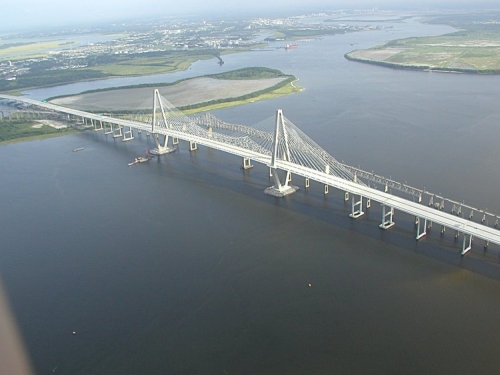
[2,91,499,255]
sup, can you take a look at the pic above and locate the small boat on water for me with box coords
[72,147,84,152]
[128,155,151,166]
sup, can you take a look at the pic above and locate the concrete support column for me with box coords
[416,218,427,240]
[379,205,395,229]
[242,157,253,170]
[349,194,364,219]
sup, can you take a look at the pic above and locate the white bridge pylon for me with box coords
[149,89,177,155]
[264,109,300,197]
[2,90,500,256]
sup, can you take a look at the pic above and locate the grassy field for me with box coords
[47,67,297,109]
[0,46,265,94]
[0,120,77,145]
[87,54,211,76]
[0,40,78,60]
[345,12,500,73]
[182,79,302,114]
[0,130,79,146]
[0,81,300,145]
[2,68,301,144]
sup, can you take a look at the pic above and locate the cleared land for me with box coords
[0,40,78,60]
[0,119,76,145]
[50,77,289,111]
[345,13,500,73]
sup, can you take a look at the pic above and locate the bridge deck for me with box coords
[3,93,499,248]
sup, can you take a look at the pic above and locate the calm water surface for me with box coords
[2,18,500,374]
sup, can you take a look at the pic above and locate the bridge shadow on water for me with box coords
[82,129,500,281]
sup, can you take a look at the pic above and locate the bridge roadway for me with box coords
[2,94,500,253]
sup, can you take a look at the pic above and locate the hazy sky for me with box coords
[1,0,498,33]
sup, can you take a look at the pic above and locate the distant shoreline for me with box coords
[344,14,500,76]
[48,67,302,113]
[1,68,302,145]
[0,128,78,146]
[344,51,500,75]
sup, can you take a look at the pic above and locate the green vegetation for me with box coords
[345,12,500,74]
[1,68,301,145]
[46,67,293,101]
[0,48,263,93]
[0,120,76,145]
[182,78,301,114]
[1,70,109,93]
[0,40,79,59]
[265,27,348,41]
[205,67,288,80]
[180,76,300,113]
[47,67,301,114]
[85,50,219,77]
[279,28,345,40]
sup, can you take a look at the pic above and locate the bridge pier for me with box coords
[461,234,473,256]
[242,157,253,170]
[379,205,395,229]
[5,93,500,257]
[150,134,175,155]
[264,167,299,197]
[104,123,113,135]
[94,120,103,131]
[416,217,427,240]
[112,126,123,138]
[349,194,364,219]
[122,126,134,142]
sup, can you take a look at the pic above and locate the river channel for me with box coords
[2,17,500,374]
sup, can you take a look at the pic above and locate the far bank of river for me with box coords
[47,68,300,112]
[6,15,500,375]
[21,17,457,102]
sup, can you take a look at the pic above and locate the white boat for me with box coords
[128,155,151,166]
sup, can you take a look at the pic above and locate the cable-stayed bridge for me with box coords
[2,90,499,256]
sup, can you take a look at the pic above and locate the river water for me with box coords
[3,17,500,374]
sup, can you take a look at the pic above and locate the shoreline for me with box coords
[47,68,301,113]
[344,52,500,75]
[0,129,80,146]
[1,69,302,145]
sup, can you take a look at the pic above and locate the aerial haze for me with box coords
[3,0,500,373]
[1,0,498,33]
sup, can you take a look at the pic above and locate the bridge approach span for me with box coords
[2,92,499,255]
